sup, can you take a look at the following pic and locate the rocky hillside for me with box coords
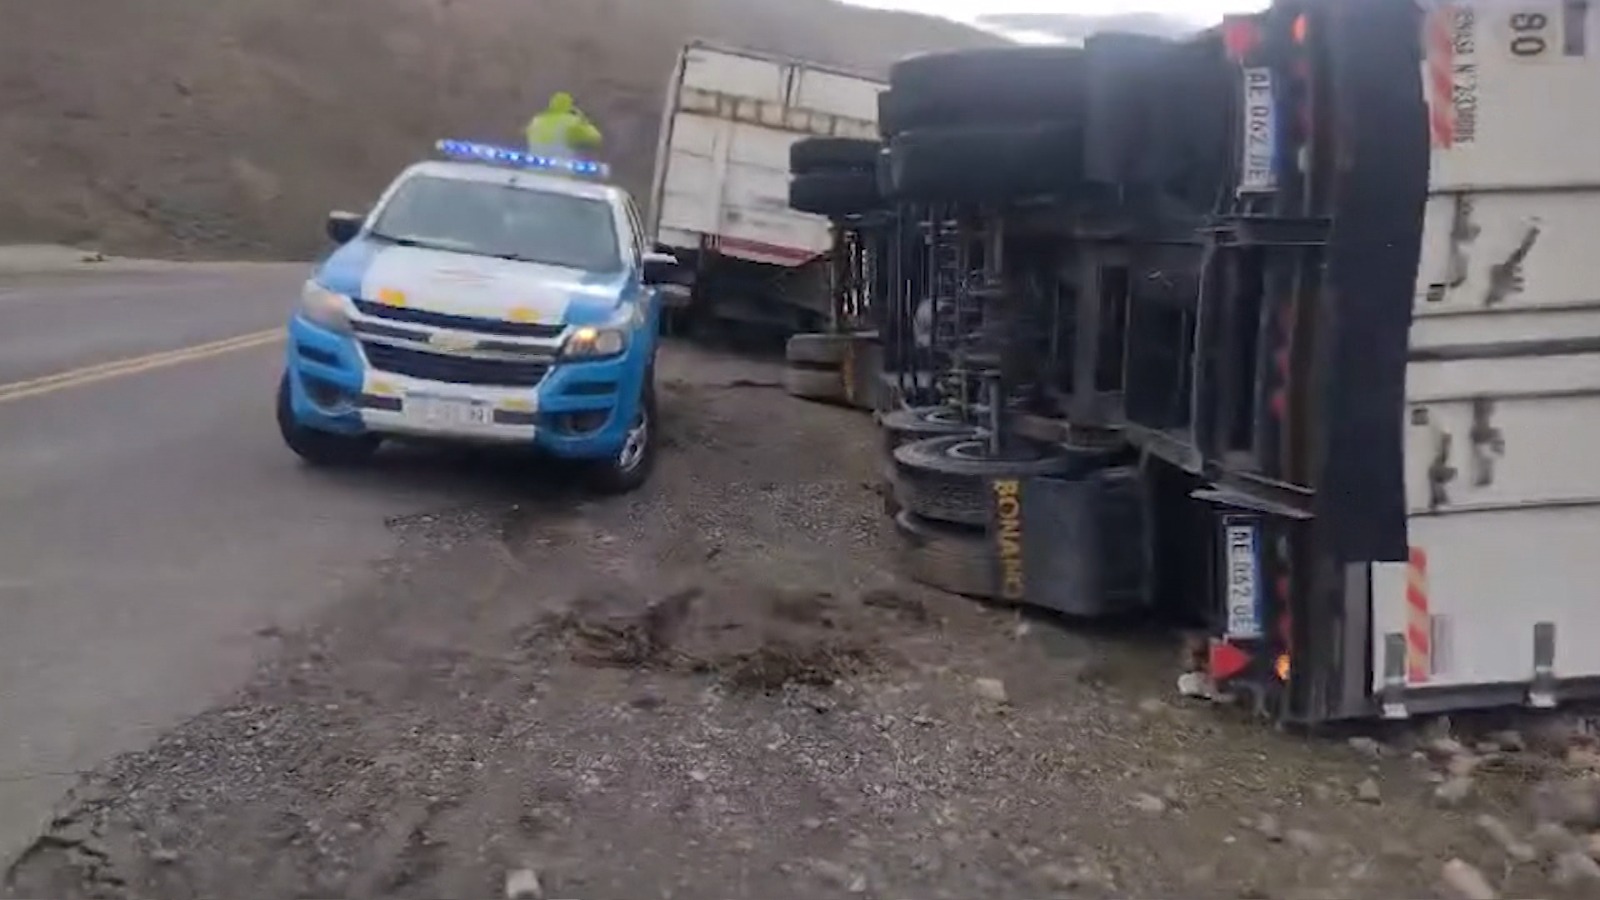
[0,0,997,259]
[978,12,1198,42]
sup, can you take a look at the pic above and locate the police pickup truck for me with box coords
[277,140,679,493]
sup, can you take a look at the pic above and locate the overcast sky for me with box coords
[843,0,1267,27]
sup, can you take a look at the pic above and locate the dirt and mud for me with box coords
[6,345,1600,899]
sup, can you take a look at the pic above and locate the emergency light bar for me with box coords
[434,140,610,178]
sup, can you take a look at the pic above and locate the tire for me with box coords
[888,46,1087,130]
[788,171,881,217]
[786,332,850,366]
[587,376,657,495]
[790,137,880,174]
[892,434,1096,527]
[879,405,979,454]
[784,365,846,402]
[887,124,1083,203]
[276,372,380,467]
[893,510,995,599]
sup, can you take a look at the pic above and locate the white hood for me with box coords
[358,245,621,325]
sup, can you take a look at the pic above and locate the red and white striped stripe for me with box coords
[1406,547,1432,683]
[1424,5,1457,149]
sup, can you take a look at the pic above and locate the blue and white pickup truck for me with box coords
[277,140,680,493]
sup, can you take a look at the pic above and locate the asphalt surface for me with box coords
[0,264,503,865]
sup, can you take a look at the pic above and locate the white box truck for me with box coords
[646,41,886,335]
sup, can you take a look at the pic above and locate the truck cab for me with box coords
[278,140,679,493]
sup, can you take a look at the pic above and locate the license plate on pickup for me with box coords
[403,395,493,427]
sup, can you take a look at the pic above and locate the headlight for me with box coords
[299,281,353,334]
[562,326,626,358]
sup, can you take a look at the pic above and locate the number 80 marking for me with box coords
[1510,11,1549,56]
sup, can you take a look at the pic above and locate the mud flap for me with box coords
[985,467,1151,617]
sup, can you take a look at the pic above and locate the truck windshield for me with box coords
[369,175,622,272]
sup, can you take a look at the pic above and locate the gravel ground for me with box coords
[7,343,1600,899]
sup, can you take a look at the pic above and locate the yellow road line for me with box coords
[0,328,285,405]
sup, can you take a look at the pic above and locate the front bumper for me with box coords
[285,314,645,459]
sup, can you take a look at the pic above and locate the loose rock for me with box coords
[1552,850,1600,887]
[973,677,1009,705]
[1439,858,1498,900]
[809,859,859,889]
[1254,813,1283,842]
[1348,736,1384,758]
[1355,778,1383,804]
[1131,793,1167,815]
[1447,753,1483,778]
[1035,863,1083,889]
[505,867,543,900]
[1176,671,1213,698]
[1476,814,1536,864]
[1435,776,1475,807]
[1286,829,1327,855]
[1531,821,1583,857]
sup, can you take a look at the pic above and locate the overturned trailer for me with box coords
[860,0,1600,724]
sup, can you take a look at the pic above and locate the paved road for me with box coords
[0,265,498,865]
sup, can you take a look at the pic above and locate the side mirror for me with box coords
[326,210,364,244]
[641,250,682,285]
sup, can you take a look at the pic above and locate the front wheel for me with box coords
[276,373,380,467]
[586,376,657,495]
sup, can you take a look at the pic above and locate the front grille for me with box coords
[352,299,564,339]
[360,341,551,387]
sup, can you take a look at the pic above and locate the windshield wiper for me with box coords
[369,231,430,249]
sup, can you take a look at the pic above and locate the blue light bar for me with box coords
[434,139,610,178]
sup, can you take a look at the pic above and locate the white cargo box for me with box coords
[647,41,885,267]
[1371,0,1600,706]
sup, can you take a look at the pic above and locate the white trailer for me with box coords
[1190,0,1600,723]
[1368,0,1600,715]
[646,41,886,333]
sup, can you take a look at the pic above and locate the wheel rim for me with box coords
[946,438,1043,464]
[617,403,650,473]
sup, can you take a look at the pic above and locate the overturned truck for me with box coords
[789,0,1600,724]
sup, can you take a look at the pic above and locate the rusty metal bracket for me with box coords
[1484,221,1540,306]
[1467,397,1505,487]
[1427,430,1457,510]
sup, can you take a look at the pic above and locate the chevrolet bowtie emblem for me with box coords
[427,331,477,352]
